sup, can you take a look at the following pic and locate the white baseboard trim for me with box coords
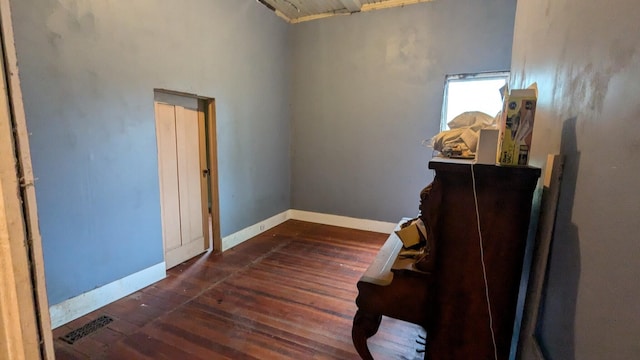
[49,262,166,329]
[49,211,396,328]
[288,209,397,234]
[221,210,289,251]
[221,209,397,251]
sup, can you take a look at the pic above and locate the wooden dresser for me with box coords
[353,158,540,360]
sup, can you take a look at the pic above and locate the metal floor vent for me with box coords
[60,315,114,344]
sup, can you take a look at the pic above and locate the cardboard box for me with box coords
[498,88,537,166]
[395,218,427,248]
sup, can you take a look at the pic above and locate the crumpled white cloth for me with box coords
[429,111,497,158]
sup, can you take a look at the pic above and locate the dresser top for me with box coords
[428,156,541,177]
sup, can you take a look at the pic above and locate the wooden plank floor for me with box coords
[53,220,425,359]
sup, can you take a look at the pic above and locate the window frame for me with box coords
[440,71,510,131]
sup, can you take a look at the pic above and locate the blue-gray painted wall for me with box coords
[510,0,640,359]
[10,0,291,305]
[290,0,517,222]
[10,0,518,307]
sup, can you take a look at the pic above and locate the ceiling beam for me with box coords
[361,0,434,12]
[340,0,362,12]
[269,0,437,24]
[291,12,348,24]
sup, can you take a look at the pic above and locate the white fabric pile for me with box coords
[430,111,498,158]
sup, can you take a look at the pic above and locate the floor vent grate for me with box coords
[60,315,114,344]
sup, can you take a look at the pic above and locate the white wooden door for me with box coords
[155,102,207,269]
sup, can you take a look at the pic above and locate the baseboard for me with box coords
[288,209,397,234]
[221,209,397,251]
[48,211,397,327]
[221,210,289,251]
[49,262,166,329]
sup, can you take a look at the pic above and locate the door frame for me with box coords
[0,0,54,358]
[154,89,221,253]
[203,98,222,251]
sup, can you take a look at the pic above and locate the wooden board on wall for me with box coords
[0,0,54,356]
[517,154,564,360]
[0,32,42,360]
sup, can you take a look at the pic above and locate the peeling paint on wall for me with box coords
[554,40,636,119]
[511,0,640,358]
[385,27,433,84]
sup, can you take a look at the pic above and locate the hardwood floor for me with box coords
[53,220,425,359]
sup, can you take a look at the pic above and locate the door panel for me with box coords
[155,103,182,252]
[155,102,207,269]
[175,106,205,247]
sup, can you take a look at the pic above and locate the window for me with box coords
[440,72,510,131]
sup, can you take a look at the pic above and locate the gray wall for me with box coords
[510,1,640,359]
[290,0,517,221]
[11,0,291,305]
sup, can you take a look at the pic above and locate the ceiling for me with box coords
[257,0,434,23]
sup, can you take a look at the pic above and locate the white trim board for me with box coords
[288,209,397,234]
[221,210,289,251]
[221,209,397,251]
[49,262,166,329]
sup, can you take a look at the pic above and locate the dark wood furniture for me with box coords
[352,221,432,360]
[353,158,540,360]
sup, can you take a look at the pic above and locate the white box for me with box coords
[475,129,499,164]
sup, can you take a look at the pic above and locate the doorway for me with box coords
[153,90,221,269]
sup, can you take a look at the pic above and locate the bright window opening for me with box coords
[441,72,510,131]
